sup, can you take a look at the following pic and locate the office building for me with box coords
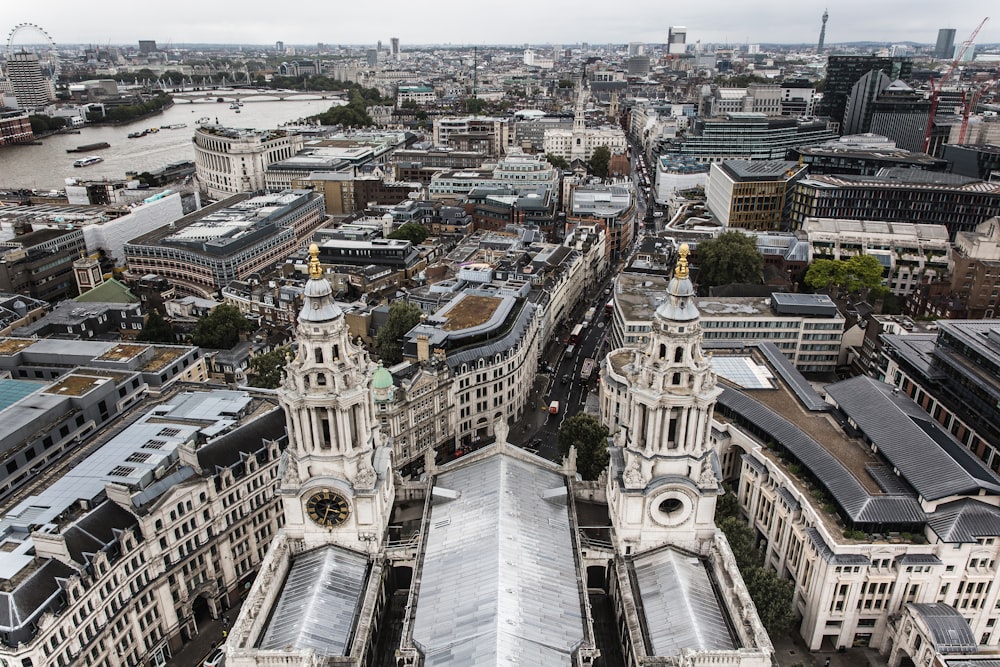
[138,40,157,54]
[660,114,837,162]
[5,51,55,110]
[668,26,687,55]
[790,170,1000,238]
[801,218,951,295]
[787,135,947,176]
[0,108,33,145]
[869,81,932,153]
[880,318,1000,470]
[0,385,283,667]
[935,28,957,59]
[124,190,326,297]
[390,37,400,60]
[193,126,304,200]
[841,70,891,136]
[821,55,912,130]
[705,160,806,231]
[0,228,86,303]
[943,144,1000,181]
[433,116,511,157]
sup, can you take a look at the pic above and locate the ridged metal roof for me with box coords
[719,389,924,524]
[826,376,1000,501]
[927,499,1000,543]
[633,548,735,655]
[259,546,369,656]
[411,453,585,665]
[909,603,978,653]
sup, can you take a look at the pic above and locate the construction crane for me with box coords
[922,16,989,153]
[957,75,999,144]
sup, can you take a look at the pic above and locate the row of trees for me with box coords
[87,92,173,124]
[28,114,68,134]
[691,231,886,304]
[716,491,797,636]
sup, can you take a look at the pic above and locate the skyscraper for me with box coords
[668,26,687,55]
[390,37,400,60]
[5,51,54,111]
[935,28,956,59]
[821,55,912,131]
[817,9,829,54]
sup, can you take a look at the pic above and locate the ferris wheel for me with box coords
[6,22,60,81]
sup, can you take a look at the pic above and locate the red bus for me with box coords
[569,323,586,345]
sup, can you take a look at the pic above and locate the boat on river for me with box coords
[66,142,110,153]
[73,156,103,167]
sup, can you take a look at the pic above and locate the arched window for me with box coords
[314,347,323,363]
[674,347,683,363]
[659,344,667,359]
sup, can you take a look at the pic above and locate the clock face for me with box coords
[305,490,351,528]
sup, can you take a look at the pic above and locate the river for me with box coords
[0,98,338,191]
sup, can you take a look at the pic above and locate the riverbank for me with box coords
[87,99,175,127]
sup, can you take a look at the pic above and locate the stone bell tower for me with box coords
[277,244,394,552]
[606,245,723,553]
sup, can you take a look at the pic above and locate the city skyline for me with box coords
[7,2,997,50]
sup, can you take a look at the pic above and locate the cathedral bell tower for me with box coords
[277,244,394,552]
[607,244,723,553]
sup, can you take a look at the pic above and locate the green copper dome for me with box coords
[372,363,394,390]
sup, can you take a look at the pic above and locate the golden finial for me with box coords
[308,244,322,279]
[675,243,690,280]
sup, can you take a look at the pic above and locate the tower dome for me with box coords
[372,362,394,390]
[655,243,699,322]
[298,243,343,323]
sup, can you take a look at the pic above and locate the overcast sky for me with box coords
[8,3,997,49]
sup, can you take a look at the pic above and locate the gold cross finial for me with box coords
[675,243,690,280]
[308,244,322,279]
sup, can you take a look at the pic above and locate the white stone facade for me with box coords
[193,127,304,200]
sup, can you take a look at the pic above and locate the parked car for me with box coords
[204,647,225,667]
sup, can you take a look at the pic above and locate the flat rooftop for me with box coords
[440,294,503,331]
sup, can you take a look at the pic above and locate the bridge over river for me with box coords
[170,89,349,103]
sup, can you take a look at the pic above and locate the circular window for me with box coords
[659,497,684,515]
[650,491,692,527]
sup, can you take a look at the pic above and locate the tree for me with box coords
[743,567,797,636]
[804,255,885,297]
[803,258,842,293]
[137,310,175,343]
[716,489,797,637]
[191,304,252,350]
[546,153,570,170]
[376,301,423,364]
[248,347,289,389]
[588,145,611,178]
[557,414,610,480]
[387,222,430,245]
[694,231,764,290]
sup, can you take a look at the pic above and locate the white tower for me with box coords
[277,244,394,553]
[607,245,723,554]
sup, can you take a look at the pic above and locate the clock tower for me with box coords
[605,245,723,554]
[277,244,394,552]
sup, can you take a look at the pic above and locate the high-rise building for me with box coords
[817,9,829,54]
[668,26,687,55]
[389,36,399,60]
[5,51,54,110]
[935,28,956,59]
[275,40,284,52]
[138,40,157,54]
[820,55,912,130]
[842,69,891,135]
